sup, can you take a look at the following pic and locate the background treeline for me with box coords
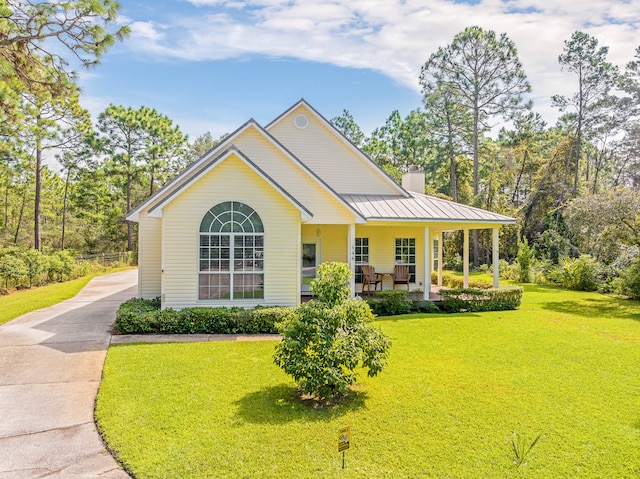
[0,5,638,296]
[330,27,640,297]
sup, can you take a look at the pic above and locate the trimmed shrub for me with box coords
[115,298,162,333]
[366,290,413,316]
[114,297,288,335]
[411,300,440,313]
[142,309,183,333]
[177,307,242,334]
[245,307,290,334]
[117,297,161,316]
[439,287,523,313]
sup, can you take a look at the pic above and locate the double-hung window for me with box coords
[354,237,369,283]
[199,201,264,300]
[395,238,416,279]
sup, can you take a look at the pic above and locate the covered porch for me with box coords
[300,222,506,302]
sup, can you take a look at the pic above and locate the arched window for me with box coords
[198,201,264,300]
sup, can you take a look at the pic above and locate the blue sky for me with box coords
[78,0,640,141]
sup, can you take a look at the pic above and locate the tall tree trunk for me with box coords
[512,149,529,206]
[444,102,458,203]
[61,167,71,250]
[585,151,590,183]
[34,134,42,251]
[449,149,458,203]
[574,67,583,198]
[126,166,132,251]
[472,107,480,266]
[473,109,479,196]
[472,230,479,267]
[591,148,607,194]
[149,151,157,196]
[4,180,9,230]
[14,187,26,244]
[149,168,155,196]
[485,154,496,211]
[613,153,630,187]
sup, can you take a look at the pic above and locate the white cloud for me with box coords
[127,0,640,125]
[130,21,167,42]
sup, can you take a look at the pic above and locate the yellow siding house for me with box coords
[127,100,515,309]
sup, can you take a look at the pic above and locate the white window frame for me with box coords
[354,237,369,284]
[198,201,265,301]
[395,238,416,279]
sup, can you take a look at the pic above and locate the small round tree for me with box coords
[516,237,533,283]
[273,262,391,399]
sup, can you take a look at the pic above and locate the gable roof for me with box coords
[342,193,516,225]
[128,100,515,228]
[146,146,313,220]
[127,118,364,223]
[248,119,366,223]
[266,99,409,197]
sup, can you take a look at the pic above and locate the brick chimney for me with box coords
[402,165,425,194]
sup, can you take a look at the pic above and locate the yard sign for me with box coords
[338,426,351,452]
[338,425,351,469]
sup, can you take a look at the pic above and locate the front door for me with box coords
[301,238,321,294]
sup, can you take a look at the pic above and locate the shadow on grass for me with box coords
[377,312,483,322]
[521,283,564,293]
[541,296,640,322]
[234,384,368,425]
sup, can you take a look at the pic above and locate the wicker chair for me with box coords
[392,264,412,291]
[361,265,382,295]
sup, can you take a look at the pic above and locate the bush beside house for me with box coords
[115,299,288,334]
[115,288,523,335]
[438,287,524,313]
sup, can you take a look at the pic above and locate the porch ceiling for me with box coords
[341,193,515,224]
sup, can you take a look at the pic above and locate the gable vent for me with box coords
[294,114,309,129]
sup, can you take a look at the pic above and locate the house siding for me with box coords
[302,224,348,265]
[268,105,400,196]
[233,128,355,224]
[137,212,162,299]
[161,154,301,309]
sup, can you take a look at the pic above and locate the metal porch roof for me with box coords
[342,193,516,224]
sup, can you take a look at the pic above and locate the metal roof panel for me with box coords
[342,193,515,224]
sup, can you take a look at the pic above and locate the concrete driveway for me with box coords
[0,269,138,479]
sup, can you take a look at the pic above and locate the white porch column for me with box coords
[492,227,500,289]
[347,223,356,297]
[463,228,469,288]
[424,227,431,300]
[437,231,444,287]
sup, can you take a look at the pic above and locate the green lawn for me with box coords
[96,284,640,478]
[0,266,134,326]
